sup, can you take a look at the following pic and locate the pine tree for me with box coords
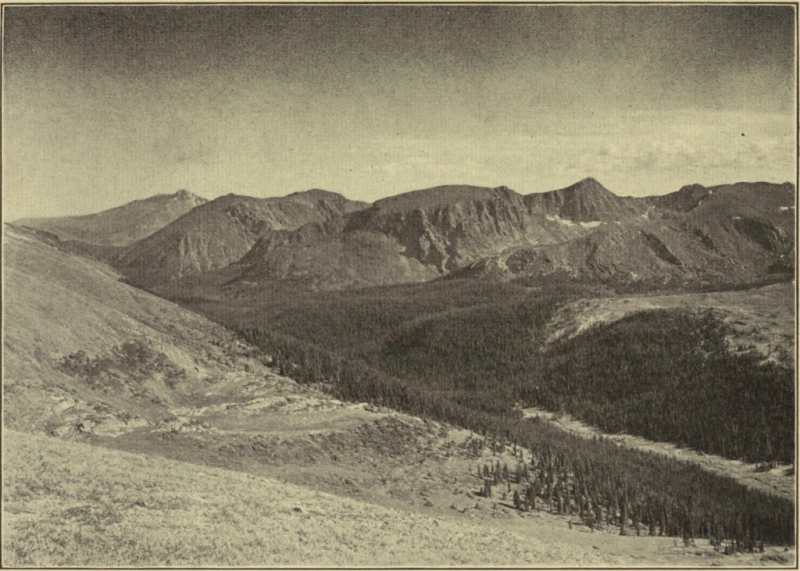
[620,486,628,536]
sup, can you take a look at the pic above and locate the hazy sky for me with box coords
[3,5,796,219]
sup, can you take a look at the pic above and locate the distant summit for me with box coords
[525,178,644,222]
[14,190,207,247]
[173,189,203,201]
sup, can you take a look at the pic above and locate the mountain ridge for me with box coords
[450,181,795,290]
[219,179,793,293]
[14,189,208,247]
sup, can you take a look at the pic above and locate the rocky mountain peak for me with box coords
[173,189,204,201]
[525,178,643,222]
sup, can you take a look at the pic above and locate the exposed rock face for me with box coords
[342,182,637,272]
[449,181,795,290]
[732,217,790,253]
[344,186,518,271]
[651,183,711,213]
[640,231,683,266]
[14,189,208,247]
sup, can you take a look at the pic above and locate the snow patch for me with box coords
[545,214,575,227]
[780,206,794,212]
[579,221,602,229]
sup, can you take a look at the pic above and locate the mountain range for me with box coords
[10,178,795,295]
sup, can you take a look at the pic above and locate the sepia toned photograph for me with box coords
[1,3,796,567]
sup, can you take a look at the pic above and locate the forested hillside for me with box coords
[187,278,793,467]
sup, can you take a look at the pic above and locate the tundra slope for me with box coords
[5,430,625,567]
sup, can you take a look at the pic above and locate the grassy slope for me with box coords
[0,225,627,567]
[3,430,626,567]
[3,226,249,434]
[7,426,797,568]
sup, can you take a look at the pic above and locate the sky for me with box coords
[3,5,796,220]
